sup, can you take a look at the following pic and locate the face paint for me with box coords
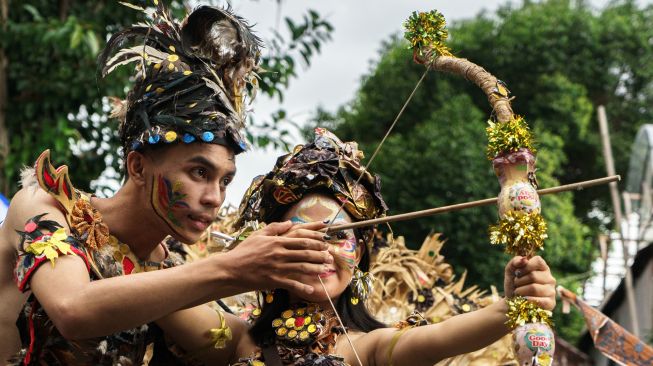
[291,196,347,223]
[151,174,190,230]
[288,195,357,270]
[333,236,357,270]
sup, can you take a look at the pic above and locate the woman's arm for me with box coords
[369,256,556,366]
[156,304,255,366]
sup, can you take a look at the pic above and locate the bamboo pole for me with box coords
[326,175,620,232]
[597,105,639,336]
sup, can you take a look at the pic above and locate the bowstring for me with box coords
[318,65,430,366]
[318,276,364,366]
[324,66,430,232]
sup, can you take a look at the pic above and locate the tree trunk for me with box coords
[59,0,70,20]
[0,0,9,194]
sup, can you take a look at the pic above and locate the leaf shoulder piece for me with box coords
[34,150,80,225]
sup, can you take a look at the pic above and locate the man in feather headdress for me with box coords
[0,2,333,364]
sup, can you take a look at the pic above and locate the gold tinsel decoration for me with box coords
[486,116,537,160]
[506,296,552,328]
[489,211,548,257]
[404,10,452,58]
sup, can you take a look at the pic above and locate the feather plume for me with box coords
[98,2,260,155]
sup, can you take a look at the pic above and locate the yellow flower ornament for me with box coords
[25,228,75,267]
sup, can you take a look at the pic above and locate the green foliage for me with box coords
[307,0,653,342]
[251,8,332,150]
[448,0,653,223]
[0,0,333,196]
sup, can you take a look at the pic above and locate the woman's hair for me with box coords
[249,226,386,346]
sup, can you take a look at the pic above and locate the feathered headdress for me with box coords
[236,128,388,243]
[99,1,262,155]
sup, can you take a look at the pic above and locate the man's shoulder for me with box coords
[1,148,78,250]
[1,187,67,250]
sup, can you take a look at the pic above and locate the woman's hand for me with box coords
[504,256,556,310]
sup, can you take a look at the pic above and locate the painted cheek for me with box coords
[156,175,171,209]
[153,175,189,229]
[334,238,357,269]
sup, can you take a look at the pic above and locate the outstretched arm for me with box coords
[7,188,332,340]
[370,256,556,366]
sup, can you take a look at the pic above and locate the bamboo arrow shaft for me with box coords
[325,175,620,232]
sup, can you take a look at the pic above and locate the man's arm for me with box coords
[10,188,332,340]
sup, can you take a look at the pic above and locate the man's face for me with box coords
[145,143,236,243]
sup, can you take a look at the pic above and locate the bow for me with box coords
[404,9,555,365]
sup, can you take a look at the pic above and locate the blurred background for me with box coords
[1,0,652,362]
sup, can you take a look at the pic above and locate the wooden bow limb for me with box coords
[325,175,620,233]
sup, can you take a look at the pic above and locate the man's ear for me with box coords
[126,151,149,187]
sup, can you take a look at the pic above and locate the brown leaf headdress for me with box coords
[99,1,262,155]
[236,128,388,243]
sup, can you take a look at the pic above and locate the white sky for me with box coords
[222,0,623,206]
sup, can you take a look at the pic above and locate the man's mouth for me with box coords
[187,213,212,230]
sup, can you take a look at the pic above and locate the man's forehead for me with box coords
[177,143,236,169]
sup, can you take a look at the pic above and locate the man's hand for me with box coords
[504,256,556,310]
[221,221,332,296]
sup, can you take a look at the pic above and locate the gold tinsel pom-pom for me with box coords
[489,211,548,256]
[404,10,452,58]
[486,116,537,160]
[506,296,553,328]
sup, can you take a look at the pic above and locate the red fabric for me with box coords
[122,256,135,275]
[24,299,37,365]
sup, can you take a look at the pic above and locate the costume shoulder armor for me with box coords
[34,150,80,226]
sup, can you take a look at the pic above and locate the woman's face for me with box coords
[281,193,361,303]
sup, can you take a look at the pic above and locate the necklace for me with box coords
[110,235,172,275]
[272,303,339,348]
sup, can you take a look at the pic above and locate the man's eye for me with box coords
[192,167,207,178]
[222,177,232,187]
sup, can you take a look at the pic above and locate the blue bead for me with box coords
[131,141,142,150]
[182,133,196,143]
[201,131,215,142]
[238,140,248,151]
[148,135,160,144]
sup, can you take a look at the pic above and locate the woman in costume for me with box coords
[158,128,556,366]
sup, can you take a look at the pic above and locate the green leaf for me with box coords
[70,24,83,49]
[23,4,43,22]
[84,30,100,56]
